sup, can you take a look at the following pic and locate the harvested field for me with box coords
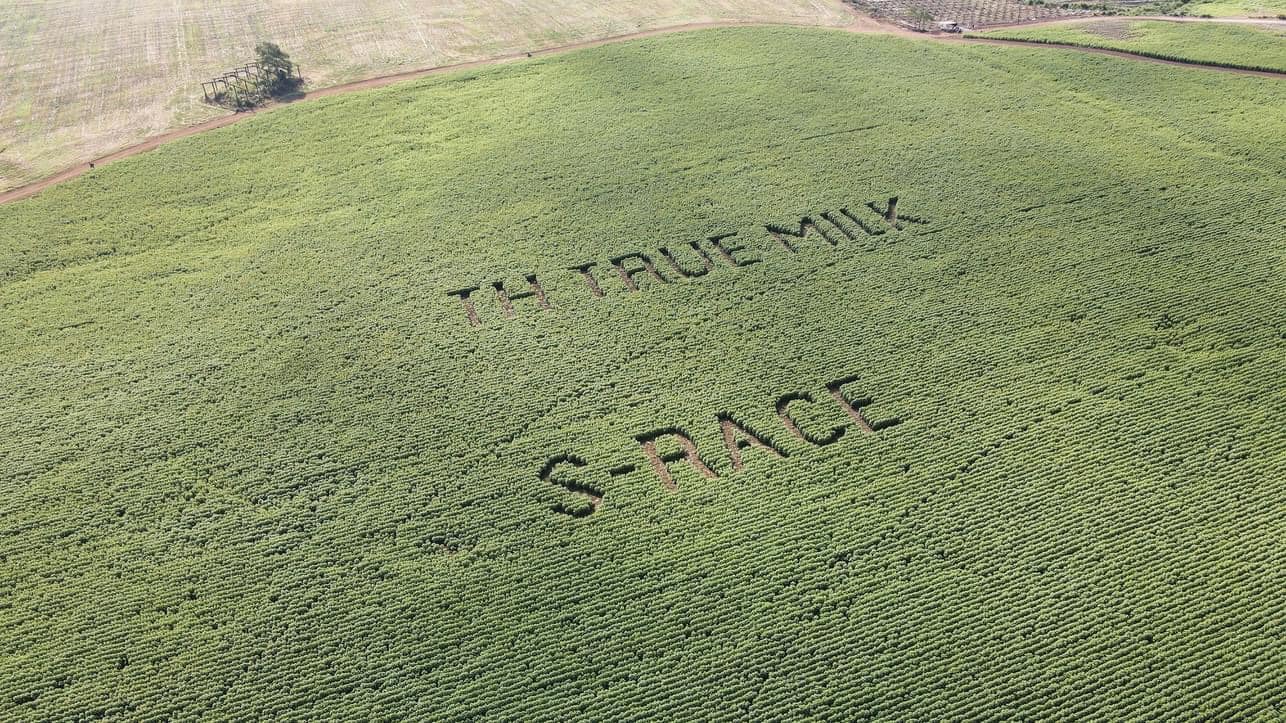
[0,0,851,192]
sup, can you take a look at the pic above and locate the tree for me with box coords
[254,42,298,96]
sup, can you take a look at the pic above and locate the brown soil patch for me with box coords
[1083,19,1135,39]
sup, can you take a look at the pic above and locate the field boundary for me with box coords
[957,35,1286,74]
[2,15,1281,207]
[977,14,1286,30]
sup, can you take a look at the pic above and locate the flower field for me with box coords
[0,27,1283,719]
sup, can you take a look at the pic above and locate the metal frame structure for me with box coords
[201,60,301,104]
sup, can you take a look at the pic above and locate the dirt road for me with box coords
[1,12,1279,206]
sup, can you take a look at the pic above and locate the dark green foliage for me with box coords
[254,41,299,97]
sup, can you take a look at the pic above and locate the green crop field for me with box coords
[1180,0,1286,16]
[973,18,1286,71]
[2,26,1284,719]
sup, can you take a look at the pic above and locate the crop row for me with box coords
[1,26,1282,719]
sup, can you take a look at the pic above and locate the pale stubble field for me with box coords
[0,0,851,192]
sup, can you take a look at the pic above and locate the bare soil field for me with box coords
[0,0,851,192]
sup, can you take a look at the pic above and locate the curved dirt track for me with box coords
[1,13,1280,206]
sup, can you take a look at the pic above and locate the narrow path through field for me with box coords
[1,12,1279,206]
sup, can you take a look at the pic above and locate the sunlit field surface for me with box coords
[1,27,1283,719]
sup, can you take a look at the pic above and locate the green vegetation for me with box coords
[972,19,1286,71]
[255,42,301,98]
[1,27,1283,719]
[1178,0,1286,15]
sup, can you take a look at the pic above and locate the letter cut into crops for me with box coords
[766,217,838,253]
[447,286,482,326]
[493,274,551,318]
[718,413,788,471]
[541,454,603,517]
[568,261,606,298]
[636,428,719,490]
[610,253,668,292]
[656,240,715,278]
[708,232,761,267]
[826,375,901,432]
[776,391,847,446]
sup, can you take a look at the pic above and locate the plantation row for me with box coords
[3,355,1278,718]
[851,0,1095,28]
[5,342,1277,718]
[1,28,1282,719]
